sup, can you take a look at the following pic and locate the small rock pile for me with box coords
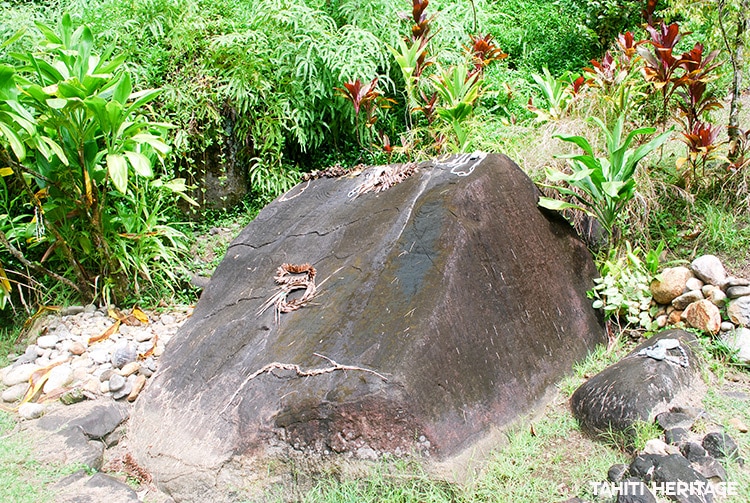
[597,407,745,503]
[0,305,190,419]
[650,254,750,363]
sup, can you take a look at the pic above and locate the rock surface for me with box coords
[651,267,692,305]
[129,153,605,502]
[727,296,750,326]
[681,300,721,334]
[690,255,726,286]
[571,330,699,435]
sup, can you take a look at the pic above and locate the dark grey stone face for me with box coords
[129,153,605,501]
[571,329,700,436]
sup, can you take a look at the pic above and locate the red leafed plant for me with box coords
[674,43,722,134]
[617,31,638,61]
[466,33,508,71]
[337,78,385,118]
[411,0,433,40]
[637,22,687,119]
[336,77,394,149]
[414,90,439,124]
[678,122,723,186]
[586,51,618,84]
[570,75,589,96]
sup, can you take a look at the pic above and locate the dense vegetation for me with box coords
[1,2,749,501]
[0,0,748,338]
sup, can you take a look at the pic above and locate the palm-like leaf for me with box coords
[544,115,672,241]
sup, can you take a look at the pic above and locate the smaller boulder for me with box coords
[616,478,657,503]
[685,277,704,291]
[665,427,689,445]
[690,255,726,285]
[672,291,704,310]
[3,363,40,387]
[682,300,721,334]
[656,411,695,431]
[571,330,698,435]
[681,442,707,462]
[643,438,677,456]
[2,382,29,403]
[629,454,712,503]
[720,328,750,364]
[692,456,727,482]
[726,296,750,326]
[42,364,74,394]
[18,402,45,420]
[704,287,727,307]
[608,463,629,482]
[728,417,748,433]
[726,285,750,298]
[702,432,739,459]
[111,343,137,369]
[722,277,750,289]
[651,267,692,305]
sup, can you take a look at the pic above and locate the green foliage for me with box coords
[429,64,482,151]
[298,459,459,503]
[527,67,576,121]
[0,12,189,306]
[693,201,750,263]
[540,114,672,244]
[589,242,661,330]
[559,339,628,396]
[580,0,649,50]
[486,0,600,75]
[600,419,663,454]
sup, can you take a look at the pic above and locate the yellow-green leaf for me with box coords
[107,153,128,193]
[132,306,149,324]
[0,122,25,161]
[0,167,13,177]
[0,262,11,293]
[124,151,153,178]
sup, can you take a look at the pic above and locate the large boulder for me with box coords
[130,153,605,501]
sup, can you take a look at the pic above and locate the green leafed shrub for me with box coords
[540,114,672,247]
[589,242,661,330]
[0,13,190,306]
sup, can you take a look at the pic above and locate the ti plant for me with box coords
[638,22,685,122]
[673,43,723,188]
[539,114,672,248]
[336,77,394,152]
[584,36,641,121]
[527,67,576,122]
[677,122,723,185]
[429,64,482,152]
[389,0,434,116]
[0,13,191,306]
[466,33,507,71]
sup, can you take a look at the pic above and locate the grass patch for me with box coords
[298,459,459,503]
[0,411,93,503]
[466,411,627,502]
[701,387,750,503]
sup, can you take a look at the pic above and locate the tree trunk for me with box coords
[727,0,748,161]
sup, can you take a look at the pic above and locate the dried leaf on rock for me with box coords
[18,361,63,406]
[138,334,158,359]
[132,306,149,324]
[108,307,127,322]
[89,320,121,344]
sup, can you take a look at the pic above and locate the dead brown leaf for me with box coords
[89,320,121,345]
